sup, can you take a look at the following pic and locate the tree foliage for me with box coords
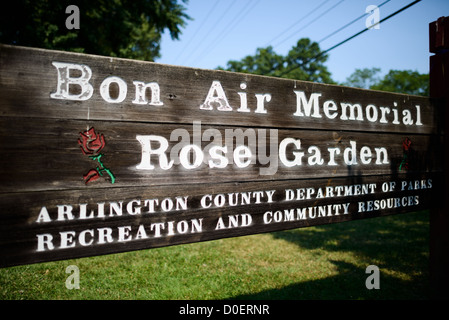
[0,0,191,61]
[219,38,334,84]
[342,67,381,90]
[371,70,429,96]
[343,68,429,96]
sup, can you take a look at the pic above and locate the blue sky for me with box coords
[158,0,449,83]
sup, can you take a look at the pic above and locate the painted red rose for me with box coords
[402,137,412,151]
[78,127,105,155]
[83,168,101,184]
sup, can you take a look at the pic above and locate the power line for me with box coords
[265,0,332,47]
[179,0,239,66]
[277,0,422,78]
[190,0,259,67]
[273,0,346,49]
[173,0,218,64]
[317,0,391,43]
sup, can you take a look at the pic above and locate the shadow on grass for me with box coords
[230,260,427,300]
[231,211,430,300]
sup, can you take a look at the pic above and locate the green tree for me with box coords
[343,68,429,96]
[219,38,334,84]
[371,70,429,96]
[342,67,381,89]
[223,46,284,77]
[0,0,190,61]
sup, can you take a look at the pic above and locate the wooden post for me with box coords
[430,16,449,300]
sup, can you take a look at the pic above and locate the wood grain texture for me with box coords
[0,117,442,193]
[0,173,440,267]
[0,44,440,134]
[0,44,443,267]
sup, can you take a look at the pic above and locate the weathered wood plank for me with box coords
[0,173,438,267]
[0,44,439,134]
[0,44,443,267]
[0,117,442,193]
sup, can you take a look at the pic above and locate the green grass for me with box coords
[0,211,430,300]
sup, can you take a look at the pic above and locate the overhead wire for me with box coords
[190,0,260,66]
[276,0,422,78]
[264,0,332,47]
[272,0,346,49]
[177,0,344,68]
[317,0,391,43]
[179,0,239,66]
[173,0,218,64]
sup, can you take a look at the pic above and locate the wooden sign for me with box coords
[0,44,443,267]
